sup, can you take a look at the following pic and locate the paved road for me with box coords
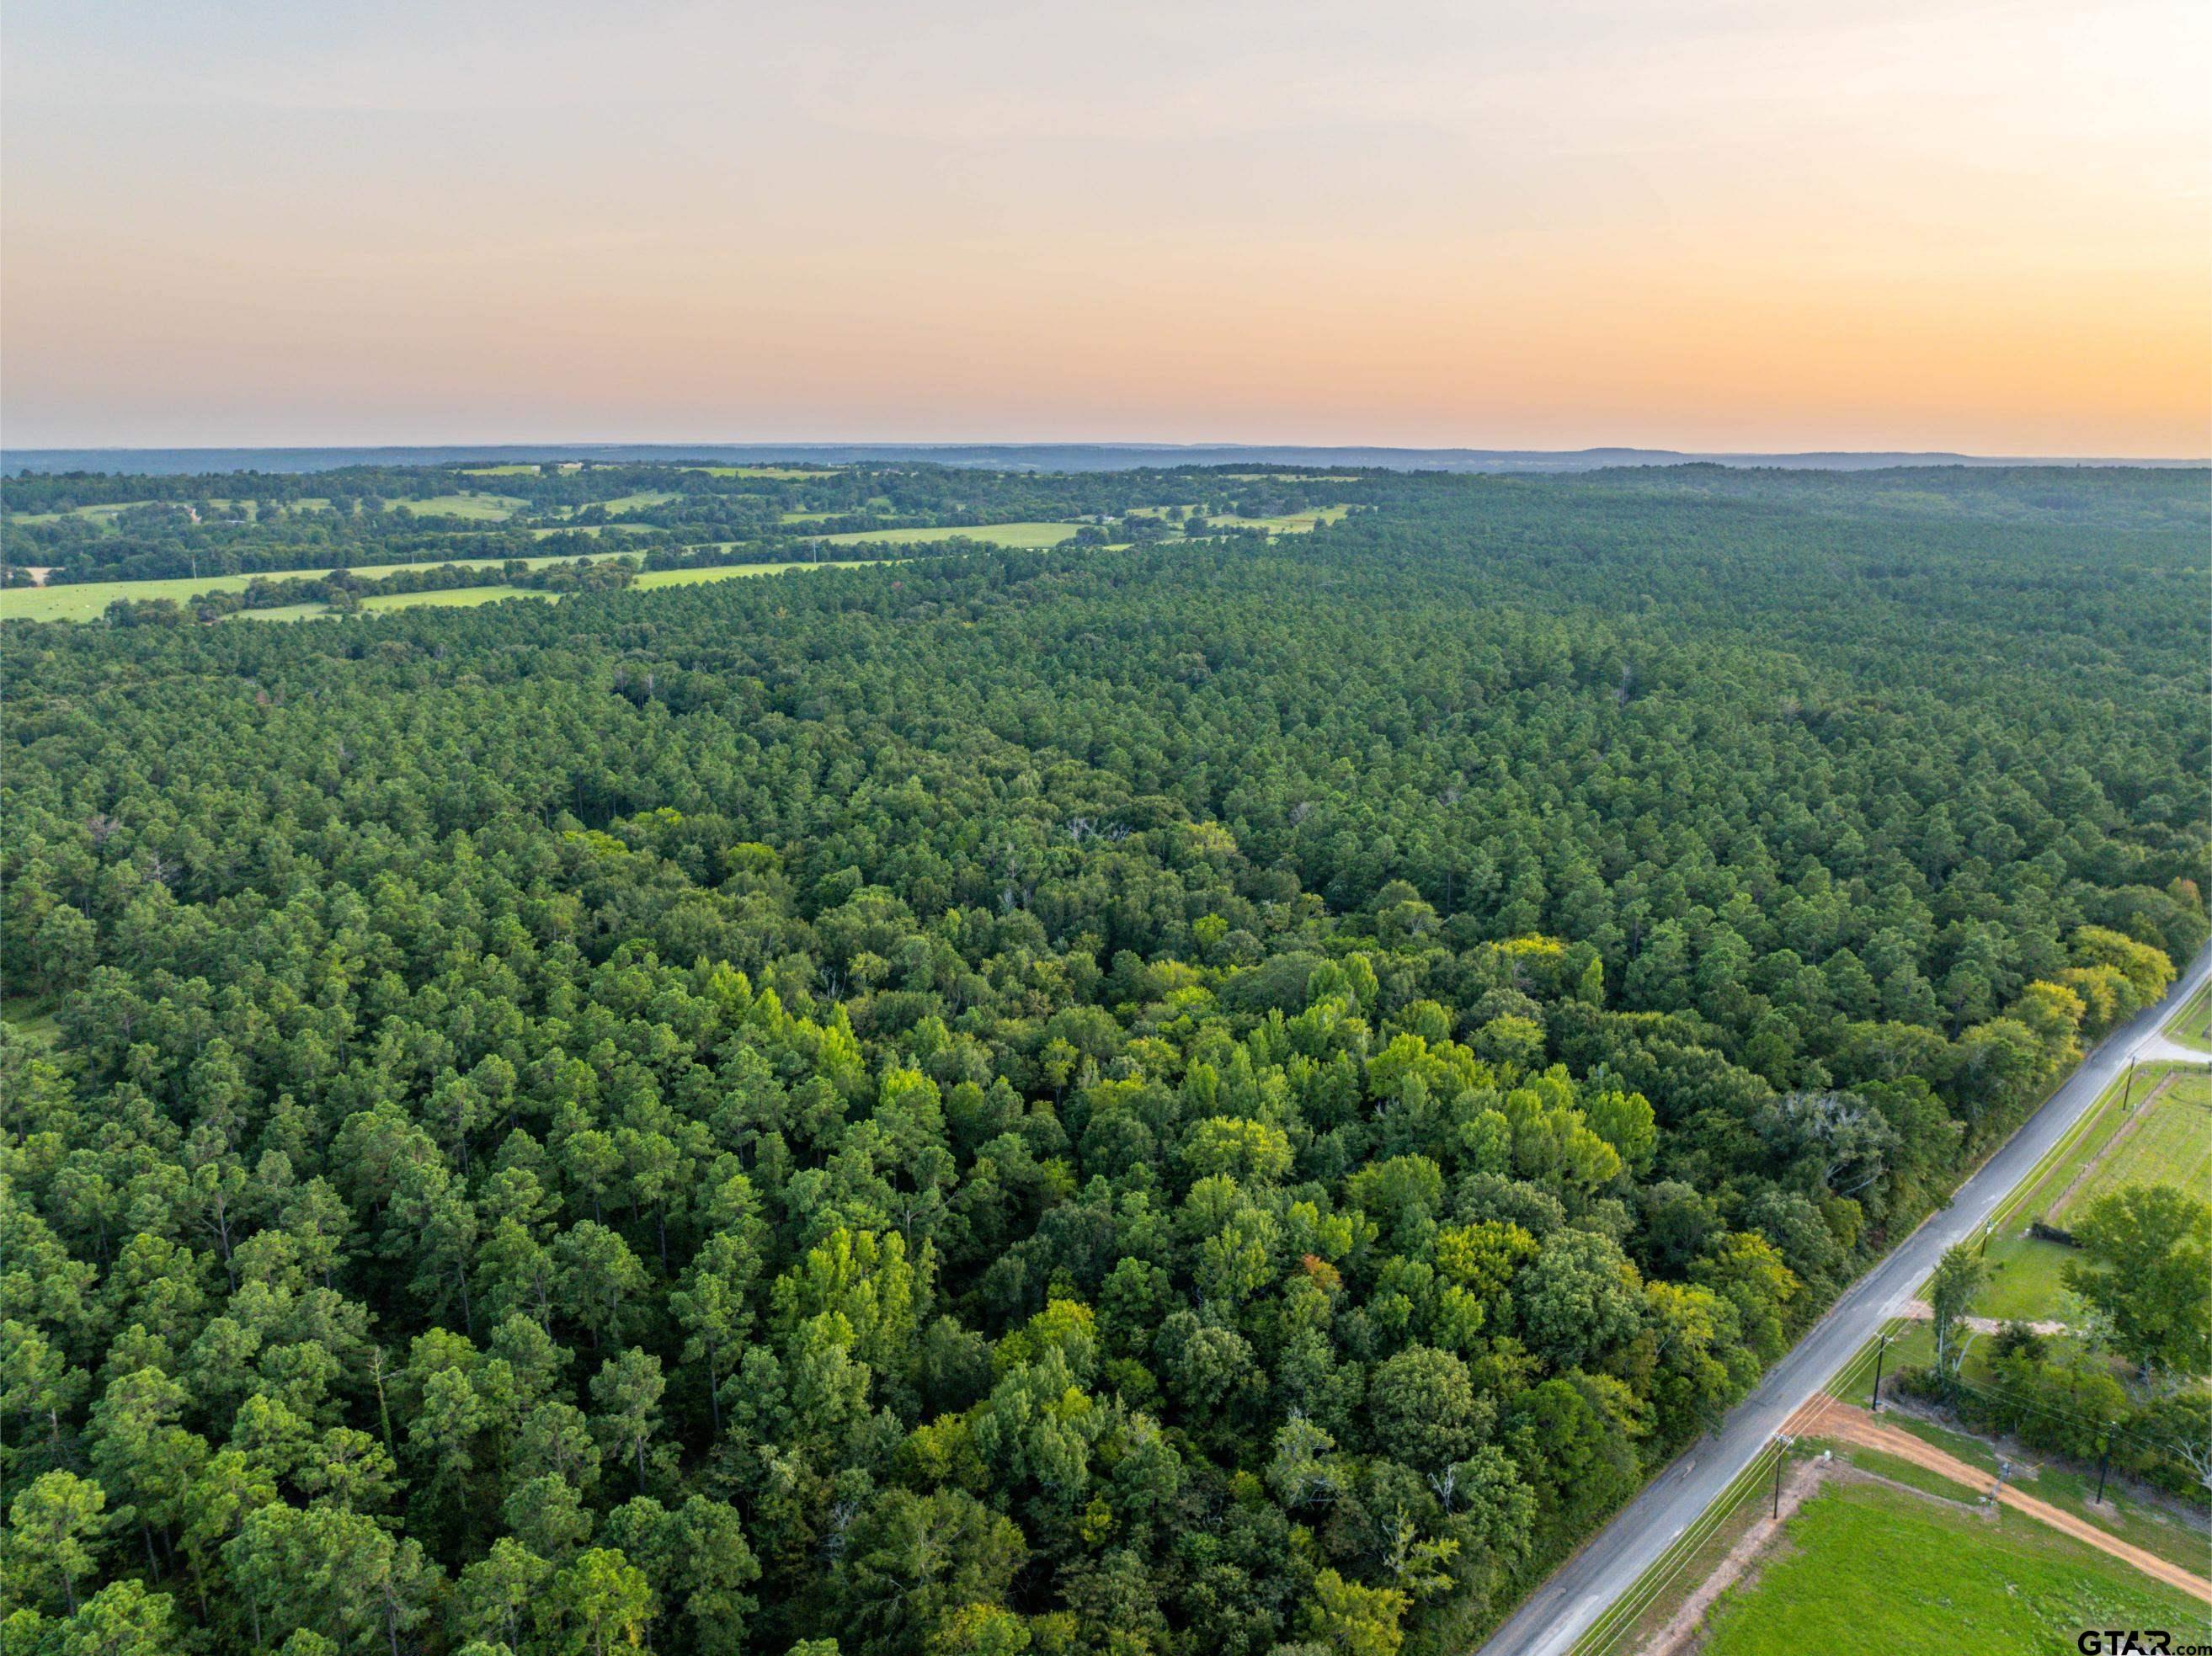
[1475,945,2212,1656]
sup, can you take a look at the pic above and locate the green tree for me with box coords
[4,1471,109,1615]
[2065,1185,2212,1378]
[1927,1243,1986,1381]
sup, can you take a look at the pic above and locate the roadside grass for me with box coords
[2171,983,2212,1052]
[1877,1412,2003,1478]
[1829,1318,1937,1412]
[817,521,1081,549]
[1576,1463,1774,1654]
[1994,1065,2172,1228]
[1697,1482,2211,1655]
[1833,1443,1980,1503]
[1569,1440,1793,1656]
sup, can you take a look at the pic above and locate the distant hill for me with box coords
[7,442,2205,477]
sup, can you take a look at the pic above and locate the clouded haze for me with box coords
[5,0,2206,453]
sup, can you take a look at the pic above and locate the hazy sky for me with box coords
[4,0,2207,454]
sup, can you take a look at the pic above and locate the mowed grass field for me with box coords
[1972,1062,2209,1321]
[575,491,678,514]
[6,552,622,622]
[1209,504,1351,531]
[688,465,839,479]
[1972,1233,2076,1322]
[816,521,1082,548]
[6,573,260,622]
[2055,1066,2212,1217]
[9,501,153,525]
[1697,1483,2211,1656]
[392,494,527,520]
[7,553,904,623]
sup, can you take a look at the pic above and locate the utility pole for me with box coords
[2120,1057,2138,1112]
[1980,1220,1996,1258]
[1772,1435,1794,1519]
[2094,1439,2112,1505]
[1872,1332,1894,1414]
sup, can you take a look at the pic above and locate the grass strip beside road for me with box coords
[2171,982,2212,1052]
[1570,1440,1790,1656]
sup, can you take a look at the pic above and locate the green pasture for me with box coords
[816,521,1081,549]
[1972,1232,2077,1323]
[1208,504,1351,532]
[3,551,647,622]
[1972,1062,2212,1322]
[689,466,839,479]
[8,501,154,526]
[5,574,254,622]
[2055,1066,2212,1217]
[1697,1482,2209,1656]
[392,494,526,520]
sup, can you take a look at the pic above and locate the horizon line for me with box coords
[6,440,2208,466]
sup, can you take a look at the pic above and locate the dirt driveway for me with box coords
[1786,1395,2212,1603]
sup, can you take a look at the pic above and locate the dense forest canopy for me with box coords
[1,465,2206,1655]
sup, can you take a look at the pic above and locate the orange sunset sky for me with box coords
[3,0,2207,455]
